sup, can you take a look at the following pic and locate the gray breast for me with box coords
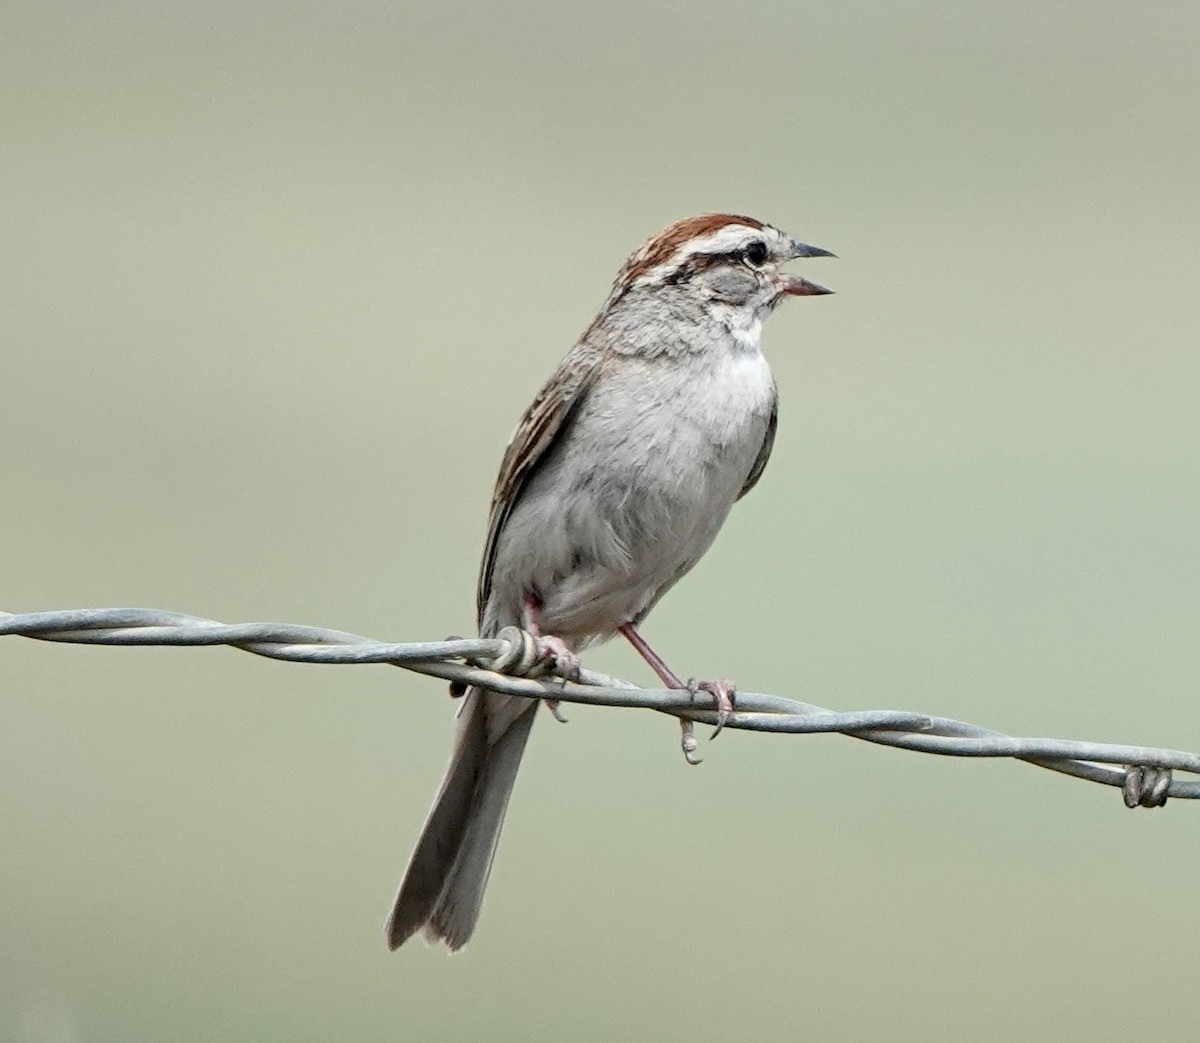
[484,348,776,642]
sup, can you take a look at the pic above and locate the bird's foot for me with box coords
[531,635,578,723]
[521,595,580,683]
[534,634,581,682]
[616,623,734,760]
[688,677,737,738]
[519,598,578,722]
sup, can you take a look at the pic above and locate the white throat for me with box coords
[717,304,764,355]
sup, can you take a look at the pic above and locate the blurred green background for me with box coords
[3,1,1199,1040]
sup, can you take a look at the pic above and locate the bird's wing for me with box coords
[477,350,600,621]
[737,393,778,501]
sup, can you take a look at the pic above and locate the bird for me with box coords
[387,213,834,951]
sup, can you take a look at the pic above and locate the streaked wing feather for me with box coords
[476,352,599,620]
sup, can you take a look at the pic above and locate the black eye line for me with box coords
[668,245,768,282]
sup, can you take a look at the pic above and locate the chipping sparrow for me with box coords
[388,213,833,951]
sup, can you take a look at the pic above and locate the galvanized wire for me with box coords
[3,607,1197,804]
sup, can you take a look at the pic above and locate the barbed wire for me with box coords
[2,606,1195,807]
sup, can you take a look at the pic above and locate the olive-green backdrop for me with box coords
[3,2,1199,1040]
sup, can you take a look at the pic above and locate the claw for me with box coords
[688,677,737,738]
[680,718,702,765]
[545,699,569,724]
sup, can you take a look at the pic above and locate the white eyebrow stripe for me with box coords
[630,223,784,287]
[670,224,764,263]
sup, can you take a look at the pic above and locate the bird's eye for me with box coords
[743,241,769,267]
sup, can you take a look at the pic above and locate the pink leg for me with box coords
[618,622,685,688]
[521,595,579,722]
[618,623,737,760]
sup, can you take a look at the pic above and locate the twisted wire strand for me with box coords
[3,607,1197,803]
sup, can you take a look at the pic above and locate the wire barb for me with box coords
[3,607,1197,805]
[1123,765,1172,809]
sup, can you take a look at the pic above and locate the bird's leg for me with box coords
[521,595,578,722]
[618,623,686,688]
[618,623,736,760]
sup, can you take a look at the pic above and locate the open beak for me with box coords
[781,238,835,296]
[781,274,833,296]
[789,240,836,260]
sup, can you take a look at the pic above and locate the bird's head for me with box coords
[607,213,834,322]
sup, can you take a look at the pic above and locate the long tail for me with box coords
[386,688,538,951]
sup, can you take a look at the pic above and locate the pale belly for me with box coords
[482,347,776,643]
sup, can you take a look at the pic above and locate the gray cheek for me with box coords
[704,267,758,304]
